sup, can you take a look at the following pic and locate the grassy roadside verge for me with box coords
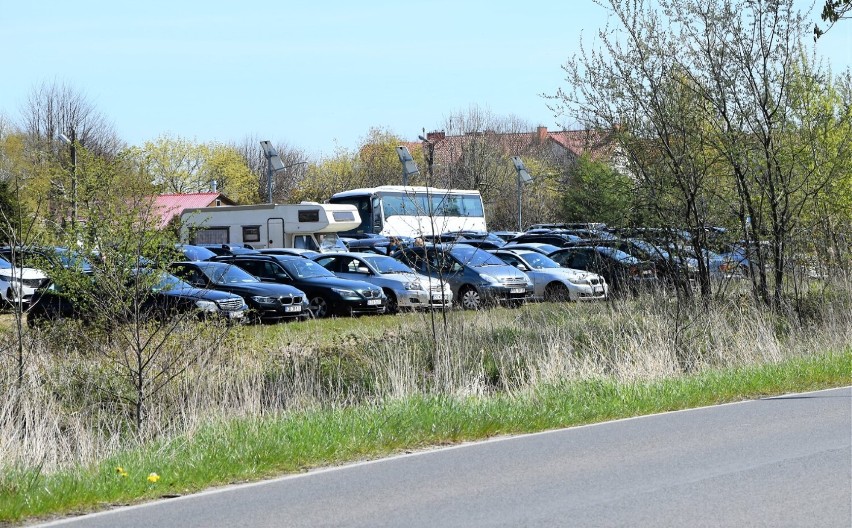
[3,349,849,524]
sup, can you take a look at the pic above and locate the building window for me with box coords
[242,225,261,243]
[192,227,229,245]
[298,209,320,222]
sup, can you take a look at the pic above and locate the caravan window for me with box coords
[242,226,261,243]
[192,227,229,245]
[298,210,320,222]
[332,211,355,222]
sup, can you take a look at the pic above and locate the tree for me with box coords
[553,0,848,307]
[561,154,634,227]
[814,0,851,38]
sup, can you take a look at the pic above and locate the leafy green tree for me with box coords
[561,155,634,227]
[815,0,851,38]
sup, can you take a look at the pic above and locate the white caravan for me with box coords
[180,202,360,251]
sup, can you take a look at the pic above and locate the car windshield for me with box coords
[362,255,414,274]
[54,248,94,272]
[596,246,640,264]
[0,256,11,269]
[281,258,335,279]
[149,271,193,292]
[449,246,506,267]
[631,240,671,259]
[203,264,260,284]
[181,245,217,261]
[519,252,561,269]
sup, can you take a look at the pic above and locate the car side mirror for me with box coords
[274,273,291,282]
[515,263,529,272]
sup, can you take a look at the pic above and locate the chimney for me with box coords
[536,126,548,143]
[426,131,445,141]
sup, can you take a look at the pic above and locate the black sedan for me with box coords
[169,261,308,323]
[214,254,386,318]
[27,269,248,327]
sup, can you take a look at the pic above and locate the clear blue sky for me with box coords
[1,1,849,159]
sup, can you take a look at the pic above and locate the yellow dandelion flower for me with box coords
[147,472,160,483]
[115,466,124,474]
[120,470,128,478]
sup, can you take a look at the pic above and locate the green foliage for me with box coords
[561,155,634,226]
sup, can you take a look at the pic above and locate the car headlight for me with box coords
[251,295,276,304]
[195,300,218,311]
[404,280,422,291]
[331,287,359,298]
[479,274,500,285]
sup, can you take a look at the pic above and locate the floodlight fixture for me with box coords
[511,156,533,184]
[511,156,534,231]
[396,145,420,185]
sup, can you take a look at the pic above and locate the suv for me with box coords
[214,254,386,318]
[393,244,533,310]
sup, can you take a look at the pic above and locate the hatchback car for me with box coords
[169,261,308,323]
[312,252,452,313]
[490,249,608,301]
[548,246,658,295]
[215,254,386,318]
[393,244,533,310]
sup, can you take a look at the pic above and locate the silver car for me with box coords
[312,252,452,313]
[490,249,608,301]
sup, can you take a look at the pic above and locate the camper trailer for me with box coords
[180,202,360,251]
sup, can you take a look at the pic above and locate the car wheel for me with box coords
[459,286,482,310]
[308,296,329,318]
[544,282,572,302]
[383,289,398,314]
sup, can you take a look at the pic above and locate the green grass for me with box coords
[2,349,849,524]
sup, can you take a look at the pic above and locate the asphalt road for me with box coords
[37,387,851,528]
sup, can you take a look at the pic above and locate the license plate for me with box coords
[285,305,301,312]
[593,287,603,294]
[432,295,446,302]
[510,288,525,294]
[227,311,244,319]
[367,299,382,305]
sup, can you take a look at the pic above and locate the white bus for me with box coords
[180,202,360,251]
[328,185,487,239]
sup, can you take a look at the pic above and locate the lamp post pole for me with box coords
[511,156,533,232]
[58,128,78,229]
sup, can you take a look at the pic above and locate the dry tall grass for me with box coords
[1,286,850,476]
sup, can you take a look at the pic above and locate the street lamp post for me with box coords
[511,156,533,231]
[259,141,306,203]
[417,135,435,186]
[58,129,78,229]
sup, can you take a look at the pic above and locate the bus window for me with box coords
[371,197,383,233]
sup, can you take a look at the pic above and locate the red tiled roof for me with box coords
[151,193,232,229]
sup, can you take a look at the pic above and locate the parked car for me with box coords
[27,269,248,327]
[258,248,321,259]
[0,255,49,306]
[175,244,218,262]
[501,243,562,255]
[196,244,261,257]
[214,254,386,318]
[548,246,658,295]
[489,249,608,301]
[0,246,94,274]
[506,232,583,247]
[393,244,533,310]
[168,261,308,323]
[569,238,696,286]
[312,252,452,313]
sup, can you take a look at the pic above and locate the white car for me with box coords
[312,252,453,312]
[490,249,608,301]
[0,256,49,306]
